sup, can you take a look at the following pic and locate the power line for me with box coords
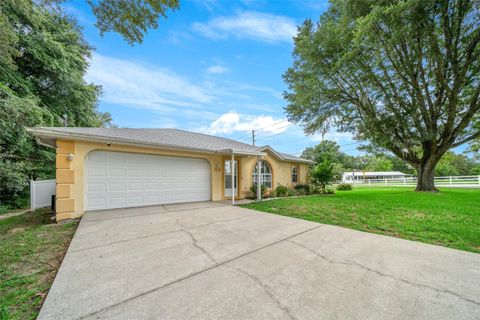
[255,123,292,140]
[256,119,289,132]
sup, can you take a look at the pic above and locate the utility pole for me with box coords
[252,130,255,146]
[63,114,68,127]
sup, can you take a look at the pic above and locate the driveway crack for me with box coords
[71,213,257,253]
[288,240,480,307]
[77,225,322,320]
[182,229,217,264]
[227,266,296,320]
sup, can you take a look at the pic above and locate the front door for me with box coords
[224,160,238,197]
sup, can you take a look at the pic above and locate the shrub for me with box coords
[275,185,288,197]
[336,183,353,191]
[0,205,9,215]
[295,188,306,196]
[287,188,297,197]
[247,184,267,199]
[294,183,310,195]
[325,188,335,194]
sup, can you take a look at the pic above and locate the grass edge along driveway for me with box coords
[242,188,480,253]
[0,208,78,320]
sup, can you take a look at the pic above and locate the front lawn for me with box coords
[242,188,480,253]
[0,209,78,319]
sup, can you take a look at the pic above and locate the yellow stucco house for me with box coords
[28,128,313,221]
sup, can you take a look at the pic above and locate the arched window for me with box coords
[252,161,272,188]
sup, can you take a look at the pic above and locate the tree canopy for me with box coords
[86,0,179,45]
[284,0,480,191]
[0,0,110,207]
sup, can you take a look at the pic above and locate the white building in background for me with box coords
[342,171,412,183]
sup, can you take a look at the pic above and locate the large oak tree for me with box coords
[284,0,480,191]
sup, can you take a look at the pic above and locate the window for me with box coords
[291,166,298,183]
[252,161,272,188]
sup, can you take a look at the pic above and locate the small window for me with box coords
[291,166,298,183]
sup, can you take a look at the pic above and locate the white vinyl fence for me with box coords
[352,175,480,188]
[30,179,56,210]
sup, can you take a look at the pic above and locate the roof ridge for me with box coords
[168,128,255,147]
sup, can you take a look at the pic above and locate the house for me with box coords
[27,128,313,221]
[342,171,411,183]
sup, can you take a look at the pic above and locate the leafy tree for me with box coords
[284,0,480,192]
[310,160,335,193]
[86,0,179,45]
[0,0,111,207]
[435,150,476,176]
[302,140,344,164]
[365,156,393,172]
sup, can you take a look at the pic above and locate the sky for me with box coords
[62,0,469,157]
[61,0,359,157]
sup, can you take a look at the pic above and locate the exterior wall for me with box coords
[55,139,223,221]
[238,152,309,198]
[55,139,310,221]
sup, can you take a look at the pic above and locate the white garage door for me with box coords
[85,151,211,211]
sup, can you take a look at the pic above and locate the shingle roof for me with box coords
[27,127,313,163]
[34,127,259,153]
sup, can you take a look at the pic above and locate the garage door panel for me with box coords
[87,183,106,193]
[85,151,211,211]
[88,152,107,163]
[109,153,127,164]
[108,183,126,192]
[88,167,107,177]
[109,168,126,177]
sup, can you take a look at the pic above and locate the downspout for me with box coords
[257,156,262,201]
[231,152,235,206]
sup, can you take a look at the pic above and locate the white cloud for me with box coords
[201,111,290,135]
[86,53,214,111]
[192,11,297,43]
[206,65,230,74]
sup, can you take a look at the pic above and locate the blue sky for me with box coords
[63,0,360,157]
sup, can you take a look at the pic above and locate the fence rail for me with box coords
[348,175,480,187]
[30,179,56,210]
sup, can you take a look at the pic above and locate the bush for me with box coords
[0,205,9,215]
[294,183,310,195]
[295,188,306,196]
[287,188,297,197]
[336,183,353,191]
[248,184,268,199]
[275,185,288,197]
[325,188,335,194]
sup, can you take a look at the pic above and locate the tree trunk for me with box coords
[415,158,438,192]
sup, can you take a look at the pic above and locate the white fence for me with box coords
[352,175,480,188]
[30,179,56,210]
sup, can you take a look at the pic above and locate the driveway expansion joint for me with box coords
[288,240,480,307]
[76,225,322,320]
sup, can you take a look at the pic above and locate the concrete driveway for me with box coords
[39,202,480,320]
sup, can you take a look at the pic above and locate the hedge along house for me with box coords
[27,128,313,221]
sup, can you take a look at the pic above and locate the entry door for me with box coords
[224,160,238,197]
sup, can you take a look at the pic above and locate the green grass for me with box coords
[242,188,480,253]
[0,209,78,319]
